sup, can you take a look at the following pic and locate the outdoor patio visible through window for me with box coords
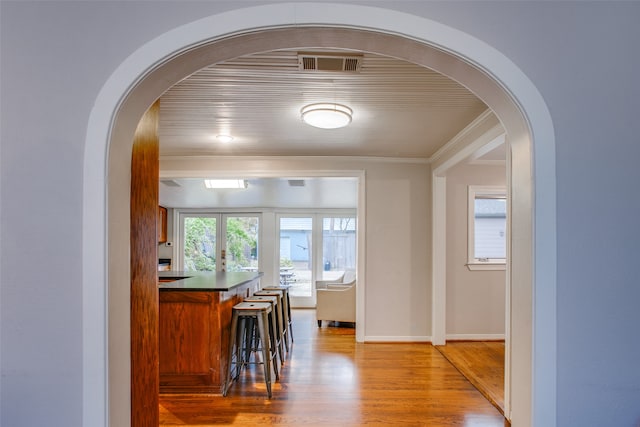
[278,214,357,302]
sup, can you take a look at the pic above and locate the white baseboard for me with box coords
[364,335,432,343]
[445,333,505,341]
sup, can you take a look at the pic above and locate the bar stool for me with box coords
[243,294,284,366]
[262,285,294,349]
[223,301,277,398]
[254,289,289,353]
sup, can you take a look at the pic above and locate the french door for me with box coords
[178,212,260,273]
[177,210,355,308]
[278,215,314,307]
[278,213,356,308]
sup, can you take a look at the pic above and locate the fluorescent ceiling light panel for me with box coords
[204,179,247,189]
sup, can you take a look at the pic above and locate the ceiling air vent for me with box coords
[298,53,362,72]
[160,179,181,187]
[288,179,306,187]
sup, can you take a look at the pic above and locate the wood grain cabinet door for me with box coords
[158,206,167,243]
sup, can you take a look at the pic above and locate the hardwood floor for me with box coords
[159,309,509,426]
[435,341,506,415]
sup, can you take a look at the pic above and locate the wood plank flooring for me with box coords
[159,309,509,426]
[435,341,506,415]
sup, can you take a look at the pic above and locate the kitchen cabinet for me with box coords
[158,206,167,243]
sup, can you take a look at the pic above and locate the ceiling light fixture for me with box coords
[204,179,247,189]
[301,103,352,129]
[216,134,234,143]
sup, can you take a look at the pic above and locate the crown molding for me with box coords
[468,159,506,167]
[430,113,505,175]
[160,155,430,165]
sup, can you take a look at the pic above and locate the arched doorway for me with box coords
[83,4,556,426]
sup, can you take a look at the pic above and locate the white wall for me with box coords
[446,162,506,337]
[2,2,640,427]
[160,155,432,341]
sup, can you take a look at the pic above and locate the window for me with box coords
[468,186,507,270]
[276,212,356,307]
[174,209,355,307]
[182,215,217,272]
[321,216,356,278]
[224,215,259,272]
[178,212,260,272]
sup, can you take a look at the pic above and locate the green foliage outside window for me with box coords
[184,217,217,271]
[183,216,259,272]
[226,217,258,271]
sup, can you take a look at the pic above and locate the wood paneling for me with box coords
[131,100,160,427]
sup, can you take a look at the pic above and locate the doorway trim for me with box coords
[83,4,556,427]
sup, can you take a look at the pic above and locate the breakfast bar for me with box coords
[158,271,263,393]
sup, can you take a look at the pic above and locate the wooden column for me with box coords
[130,101,160,427]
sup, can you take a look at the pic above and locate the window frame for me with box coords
[467,185,507,271]
[275,210,356,307]
[175,209,262,273]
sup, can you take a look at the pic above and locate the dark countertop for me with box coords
[158,271,263,291]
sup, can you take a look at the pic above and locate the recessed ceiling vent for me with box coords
[160,179,181,187]
[298,53,362,72]
[288,179,306,187]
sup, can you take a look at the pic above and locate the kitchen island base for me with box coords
[158,272,260,393]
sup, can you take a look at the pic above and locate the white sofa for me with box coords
[316,279,356,327]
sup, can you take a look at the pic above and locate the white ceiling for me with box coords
[158,48,500,207]
[159,49,488,158]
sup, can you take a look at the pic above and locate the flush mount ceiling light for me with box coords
[216,134,234,143]
[301,103,352,129]
[204,179,247,189]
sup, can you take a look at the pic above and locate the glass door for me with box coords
[277,214,357,308]
[319,216,357,283]
[181,214,218,272]
[278,216,314,307]
[179,212,260,273]
[222,215,260,272]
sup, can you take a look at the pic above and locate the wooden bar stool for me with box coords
[244,294,284,366]
[223,301,277,398]
[262,285,293,349]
